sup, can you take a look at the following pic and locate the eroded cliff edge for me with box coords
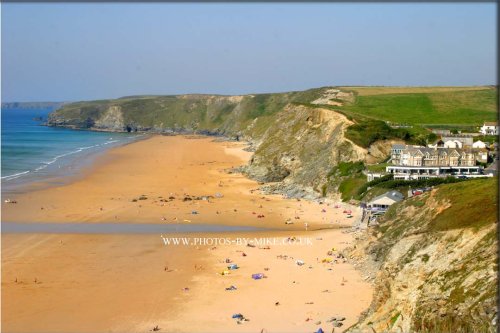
[347,178,498,333]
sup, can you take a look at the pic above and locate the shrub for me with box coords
[327,161,365,178]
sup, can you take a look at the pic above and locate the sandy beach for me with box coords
[2,135,372,332]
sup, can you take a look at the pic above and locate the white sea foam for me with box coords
[2,138,128,182]
[1,170,30,180]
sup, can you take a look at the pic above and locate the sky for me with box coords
[1,3,497,102]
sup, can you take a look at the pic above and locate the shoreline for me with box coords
[2,132,149,197]
[2,134,372,332]
[2,132,233,202]
[2,135,353,231]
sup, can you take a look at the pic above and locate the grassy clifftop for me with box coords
[47,86,497,198]
[48,86,497,143]
[337,86,497,125]
[349,178,498,333]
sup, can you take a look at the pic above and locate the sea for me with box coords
[1,107,140,194]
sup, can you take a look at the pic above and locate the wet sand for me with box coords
[2,135,371,332]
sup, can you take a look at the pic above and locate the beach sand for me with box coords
[2,135,372,332]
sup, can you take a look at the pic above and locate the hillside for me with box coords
[337,86,497,125]
[47,89,327,135]
[48,88,372,197]
[47,86,497,198]
[243,104,367,198]
[347,178,498,333]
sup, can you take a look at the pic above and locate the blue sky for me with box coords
[1,3,497,102]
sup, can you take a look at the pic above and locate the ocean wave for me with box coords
[2,137,126,182]
[1,170,30,180]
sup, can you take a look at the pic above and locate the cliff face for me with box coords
[92,105,125,131]
[347,178,498,333]
[244,104,366,198]
[47,90,327,135]
[47,88,368,199]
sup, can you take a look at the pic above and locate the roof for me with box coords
[442,134,473,139]
[392,144,406,150]
[404,147,473,156]
[431,129,450,133]
[369,190,404,205]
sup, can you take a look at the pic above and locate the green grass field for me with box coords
[336,87,497,125]
[339,86,492,96]
[430,178,498,231]
[338,174,367,201]
[366,163,390,173]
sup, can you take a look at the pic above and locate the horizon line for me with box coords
[2,84,497,104]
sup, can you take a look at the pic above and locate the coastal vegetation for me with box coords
[344,119,412,148]
[48,86,497,133]
[324,161,367,201]
[47,85,498,202]
[332,86,496,148]
[349,178,498,333]
[337,86,497,125]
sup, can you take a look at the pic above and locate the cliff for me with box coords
[347,178,498,333]
[243,104,367,199]
[47,88,373,198]
[47,90,326,135]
